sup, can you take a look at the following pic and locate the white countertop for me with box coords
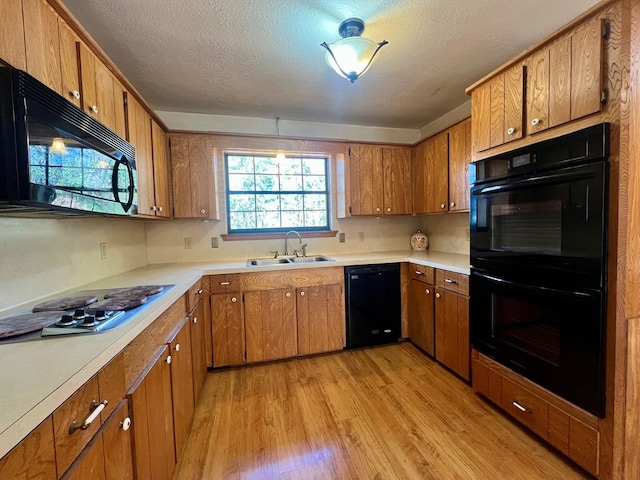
[0,250,469,458]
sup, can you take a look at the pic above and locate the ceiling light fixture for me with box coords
[50,138,68,154]
[321,18,388,83]
[275,117,286,162]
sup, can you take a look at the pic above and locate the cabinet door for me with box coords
[447,118,470,212]
[0,0,26,70]
[102,400,133,480]
[151,120,171,217]
[489,74,505,148]
[129,96,155,216]
[571,17,603,120]
[190,298,208,402]
[168,319,195,459]
[382,147,412,215]
[408,278,435,356]
[58,18,82,107]
[0,418,57,479]
[431,131,449,213]
[527,49,550,135]
[127,346,175,480]
[78,43,98,117]
[62,436,106,480]
[211,293,245,367]
[349,145,383,215]
[504,65,524,142]
[435,289,470,380]
[297,284,344,355]
[245,289,297,362]
[111,77,127,139]
[94,60,117,131]
[23,0,62,93]
[548,37,572,128]
[412,141,429,215]
[470,82,491,153]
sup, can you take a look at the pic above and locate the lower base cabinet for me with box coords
[62,400,133,480]
[0,418,57,479]
[472,350,600,476]
[211,293,245,367]
[407,277,435,356]
[297,284,344,355]
[128,345,176,480]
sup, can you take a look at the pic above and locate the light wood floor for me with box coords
[174,342,591,479]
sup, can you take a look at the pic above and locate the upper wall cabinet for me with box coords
[348,145,412,216]
[169,134,219,219]
[468,12,607,157]
[448,118,471,212]
[0,0,27,70]
[23,0,62,93]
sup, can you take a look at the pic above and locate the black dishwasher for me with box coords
[345,263,401,348]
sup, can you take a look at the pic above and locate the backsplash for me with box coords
[418,212,470,255]
[0,217,147,312]
[144,215,425,263]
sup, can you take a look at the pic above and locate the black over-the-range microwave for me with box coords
[0,67,137,217]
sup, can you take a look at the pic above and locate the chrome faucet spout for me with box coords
[284,230,302,256]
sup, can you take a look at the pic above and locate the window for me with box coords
[225,154,329,233]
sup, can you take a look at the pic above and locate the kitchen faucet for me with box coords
[284,230,302,256]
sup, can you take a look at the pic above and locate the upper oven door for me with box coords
[470,160,607,289]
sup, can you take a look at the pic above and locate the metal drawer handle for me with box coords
[69,400,108,434]
[444,278,457,284]
[219,281,231,286]
[512,401,531,414]
[415,270,423,275]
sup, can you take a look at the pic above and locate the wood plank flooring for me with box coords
[174,343,591,479]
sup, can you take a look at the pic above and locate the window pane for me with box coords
[305,194,327,210]
[281,157,301,175]
[303,175,326,191]
[257,211,281,228]
[228,194,255,212]
[281,194,303,211]
[255,194,280,212]
[255,157,278,174]
[228,156,254,173]
[228,173,255,191]
[282,211,303,228]
[303,158,326,175]
[255,174,279,192]
[281,175,302,191]
[305,210,327,227]
[230,211,256,230]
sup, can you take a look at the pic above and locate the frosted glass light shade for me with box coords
[324,37,381,80]
[50,138,68,154]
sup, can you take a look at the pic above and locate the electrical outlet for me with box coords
[359,232,365,242]
[184,237,192,249]
[211,237,219,248]
[339,232,346,243]
[99,242,107,260]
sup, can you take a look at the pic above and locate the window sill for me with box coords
[221,231,338,241]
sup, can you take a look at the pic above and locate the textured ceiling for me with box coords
[61,0,601,129]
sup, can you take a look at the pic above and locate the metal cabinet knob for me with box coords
[507,127,515,135]
[531,118,540,126]
[71,90,80,99]
[231,297,237,303]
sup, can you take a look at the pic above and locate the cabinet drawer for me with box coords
[97,352,125,422]
[209,274,241,294]
[501,378,548,440]
[436,270,469,295]
[53,377,104,476]
[409,264,434,284]
[187,278,208,313]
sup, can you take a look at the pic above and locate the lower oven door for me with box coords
[470,269,606,417]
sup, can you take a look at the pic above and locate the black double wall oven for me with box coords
[469,123,609,417]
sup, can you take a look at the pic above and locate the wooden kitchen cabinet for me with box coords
[22,0,62,93]
[170,134,219,219]
[211,293,245,367]
[348,145,412,216]
[150,119,171,217]
[434,271,470,380]
[413,131,449,214]
[408,264,436,356]
[58,18,82,108]
[167,317,195,459]
[245,288,298,362]
[128,95,155,216]
[62,400,133,480]
[297,284,344,355]
[127,345,176,480]
[447,118,471,212]
[471,64,524,152]
[0,0,27,70]
[0,417,56,479]
[189,294,208,402]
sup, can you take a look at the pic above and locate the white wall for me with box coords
[417,212,470,255]
[0,217,147,312]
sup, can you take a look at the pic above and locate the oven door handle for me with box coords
[472,271,594,298]
[473,169,595,195]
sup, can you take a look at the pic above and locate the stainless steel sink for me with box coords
[246,255,334,266]
[290,255,334,263]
